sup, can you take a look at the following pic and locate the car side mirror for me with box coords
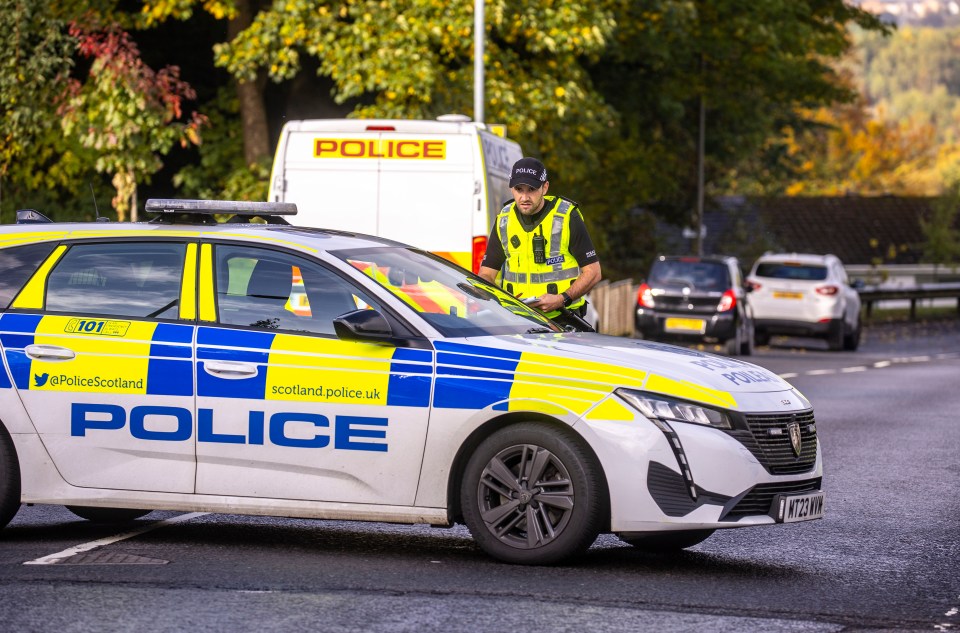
[333,309,394,342]
[743,282,754,293]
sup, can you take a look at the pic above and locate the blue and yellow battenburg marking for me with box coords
[0,314,193,396]
[0,315,732,416]
[196,327,432,406]
[432,341,648,416]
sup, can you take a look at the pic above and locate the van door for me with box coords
[377,132,476,270]
[275,128,380,233]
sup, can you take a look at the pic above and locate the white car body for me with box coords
[747,252,862,351]
[0,203,824,564]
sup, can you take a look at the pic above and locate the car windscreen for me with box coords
[648,260,730,292]
[754,262,828,281]
[329,246,560,337]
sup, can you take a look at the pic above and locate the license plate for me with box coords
[773,491,825,523]
[773,291,803,299]
[664,317,706,334]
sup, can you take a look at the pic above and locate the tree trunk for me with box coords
[229,0,270,166]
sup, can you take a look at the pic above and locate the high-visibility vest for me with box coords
[495,196,584,315]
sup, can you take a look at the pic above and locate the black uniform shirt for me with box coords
[480,197,599,271]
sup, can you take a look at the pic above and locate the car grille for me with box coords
[721,477,822,520]
[724,410,818,475]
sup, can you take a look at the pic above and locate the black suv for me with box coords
[635,255,754,355]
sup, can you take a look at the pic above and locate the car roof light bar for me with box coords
[145,199,298,216]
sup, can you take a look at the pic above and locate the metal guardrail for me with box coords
[590,279,960,335]
[858,283,960,320]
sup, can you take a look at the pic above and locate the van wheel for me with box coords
[66,506,152,523]
[619,529,715,551]
[0,425,21,530]
[460,422,605,565]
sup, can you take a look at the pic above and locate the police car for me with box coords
[0,200,824,565]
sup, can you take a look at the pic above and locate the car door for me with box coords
[1,239,197,493]
[193,242,433,505]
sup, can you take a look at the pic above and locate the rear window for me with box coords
[648,260,730,291]
[754,262,828,281]
[0,242,58,309]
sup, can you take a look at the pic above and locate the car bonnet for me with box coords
[458,333,795,411]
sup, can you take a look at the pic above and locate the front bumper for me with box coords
[577,396,824,533]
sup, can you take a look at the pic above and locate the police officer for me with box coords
[478,157,601,329]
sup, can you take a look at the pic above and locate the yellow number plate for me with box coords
[773,291,803,299]
[664,317,706,334]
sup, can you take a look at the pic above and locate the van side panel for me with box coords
[478,131,522,233]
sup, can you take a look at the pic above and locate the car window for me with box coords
[0,242,58,309]
[329,246,558,337]
[648,260,730,291]
[45,242,185,318]
[214,244,378,336]
[754,262,828,281]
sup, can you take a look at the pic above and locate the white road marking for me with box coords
[775,350,959,380]
[24,512,208,565]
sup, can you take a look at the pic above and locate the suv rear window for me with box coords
[754,262,828,281]
[648,260,730,291]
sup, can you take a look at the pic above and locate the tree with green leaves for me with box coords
[921,180,960,274]
[1,0,205,220]
[0,0,75,179]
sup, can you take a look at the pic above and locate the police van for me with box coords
[268,116,522,274]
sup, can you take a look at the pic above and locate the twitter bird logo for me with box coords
[33,373,49,387]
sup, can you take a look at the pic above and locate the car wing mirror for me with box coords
[333,309,394,342]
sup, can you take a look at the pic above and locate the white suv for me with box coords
[747,253,861,351]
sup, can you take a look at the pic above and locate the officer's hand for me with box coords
[536,294,565,312]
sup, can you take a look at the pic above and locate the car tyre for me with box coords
[754,329,770,347]
[460,422,606,565]
[0,425,21,530]
[724,325,742,356]
[66,506,153,523]
[739,320,754,356]
[827,319,845,351]
[619,529,715,551]
[843,319,861,351]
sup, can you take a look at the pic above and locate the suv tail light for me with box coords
[472,236,487,273]
[717,289,736,312]
[815,285,839,296]
[637,283,655,308]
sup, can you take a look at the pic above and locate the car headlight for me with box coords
[616,389,733,430]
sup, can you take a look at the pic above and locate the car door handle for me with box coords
[24,344,76,361]
[203,360,259,379]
